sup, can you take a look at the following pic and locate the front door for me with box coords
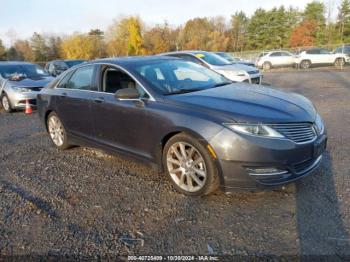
[54,65,97,139]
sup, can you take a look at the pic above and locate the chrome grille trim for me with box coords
[268,123,317,144]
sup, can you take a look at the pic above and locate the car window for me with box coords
[319,49,331,54]
[102,66,148,98]
[132,60,230,95]
[307,49,319,54]
[56,70,76,88]
[66,65,95,91]
[270,52,281,57]
[281,52,291,56]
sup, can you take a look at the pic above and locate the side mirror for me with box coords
[115,88,140,100]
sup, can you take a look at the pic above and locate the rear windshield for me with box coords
[0,64,49,79]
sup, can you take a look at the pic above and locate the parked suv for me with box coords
[45,59,86,77]
[161,51,262,84]
[295,48,348,69]
[334,45,350,63]
[256,51,296,70]
[0,62,53,112]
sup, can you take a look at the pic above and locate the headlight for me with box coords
[225,124,284,138]
[236,70,247,77]
[13,86,32,93]
[315,114,324,134]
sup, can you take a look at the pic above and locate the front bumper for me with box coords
[209,128,327,191]
[9,91,39,108]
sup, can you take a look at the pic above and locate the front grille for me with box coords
[251,77,261,84]
[29,87,43,91]
[294,158,314,174]
[248,70,259,75]
[269,123,317,143]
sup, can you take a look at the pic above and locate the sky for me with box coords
[0,0,339,46]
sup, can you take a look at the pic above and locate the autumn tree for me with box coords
[13,40,34,61]
[290,20,317,47]
[106,16,143,56]
[142,22,178,54]
[303,1,326,44]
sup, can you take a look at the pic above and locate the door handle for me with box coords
[94,97,105,103]
[59,92,67,97]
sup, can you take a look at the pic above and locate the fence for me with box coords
[231,43,350,64]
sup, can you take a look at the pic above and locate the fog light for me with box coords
[246,167,288,176]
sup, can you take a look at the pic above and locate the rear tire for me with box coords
[163,133,219,196]
[300,60,311,69]
[1,93,13,113]
[262,62,272,71]
[46,112,71,150]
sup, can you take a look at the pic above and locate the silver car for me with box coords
[0,62,53,113]
[161,51,263,84]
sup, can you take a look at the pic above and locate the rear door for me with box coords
[55,65,98,139]
[280,52,294,66]
[269,52,282,66]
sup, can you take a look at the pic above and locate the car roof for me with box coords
[92,55,180,66]
[0,61,36,65]
[161,50,211,55]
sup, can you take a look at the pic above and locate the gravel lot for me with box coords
[0,69,350,260]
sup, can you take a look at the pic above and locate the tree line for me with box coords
[0,0,349,62]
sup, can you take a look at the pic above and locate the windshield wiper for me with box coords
[163,89,203,96]
[212,82,232,88]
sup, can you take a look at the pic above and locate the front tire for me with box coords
[1,93,13,113]
[47,112,71,150]
[163,133,219,196]
[262,62,272,70]
[300,60,311,69]
[335,58,345,68]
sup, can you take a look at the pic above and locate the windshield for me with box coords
[0,64,49,79]
[216,52,240,63]
[132,60,231,95]
[194,52,232,66]
[65,60,86,68]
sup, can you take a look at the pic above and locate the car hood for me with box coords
[7,76,54,88]
[166,83,317,123]
[212,63,258,72]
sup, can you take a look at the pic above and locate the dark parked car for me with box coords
[37,56,327,196]
[45,59,86,77]
[0,62,53,112]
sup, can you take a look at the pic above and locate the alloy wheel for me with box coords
[48,115,65,147]
[166,142,207,193]
[2,95,10,111]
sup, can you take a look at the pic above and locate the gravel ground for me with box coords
[0,70,350,260]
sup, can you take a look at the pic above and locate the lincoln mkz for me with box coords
[37,56,327,196]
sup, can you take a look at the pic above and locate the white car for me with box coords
[161,51,262,84]
[295,48,348,69]
[256,51,296,70]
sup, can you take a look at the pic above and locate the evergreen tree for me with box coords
[30,32,49,61]
[0,39,6,60]
[337,0,350,42]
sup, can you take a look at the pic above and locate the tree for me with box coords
[290,20,318,47]
[88,29,107,58]
[142,22,178,54]
[303,1,326,44]
[13,40,34,61]
[0,40,6,60]
[47,36,62,60]
[6,47,22,60]
[30,32,49,61]
[230,11,249,51]
[337,0,350,41]
[106,16,143,56]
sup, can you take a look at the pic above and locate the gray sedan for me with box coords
[0,62,53,112]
